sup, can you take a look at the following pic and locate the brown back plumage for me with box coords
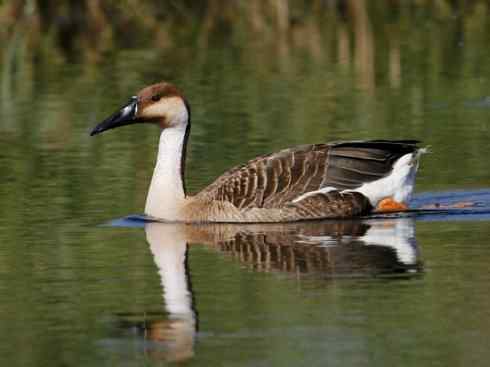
[197,144,329,209]
[196,140,420,213]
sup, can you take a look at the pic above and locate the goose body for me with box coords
[90,82,424,223]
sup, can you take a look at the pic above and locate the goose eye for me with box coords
[151,94,161,102]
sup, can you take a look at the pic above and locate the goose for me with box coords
[90,81,425,223]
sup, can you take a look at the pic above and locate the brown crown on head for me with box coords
[137,82,185,110]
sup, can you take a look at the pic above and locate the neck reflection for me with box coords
[143,223,196,362]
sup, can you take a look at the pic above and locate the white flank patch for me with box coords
[292,148,426,207]
[349,150,425,207]
[292,186,337,203]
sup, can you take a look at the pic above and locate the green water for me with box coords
[1,3,490,366]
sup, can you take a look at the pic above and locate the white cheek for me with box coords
[142,97,188,126]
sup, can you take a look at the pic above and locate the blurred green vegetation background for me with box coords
[1,0,490,224]
[2,0,489,69]
[1,0,489,226]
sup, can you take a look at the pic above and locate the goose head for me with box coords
[90,82,189,136]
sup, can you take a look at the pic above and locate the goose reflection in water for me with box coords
[114,217,420,362]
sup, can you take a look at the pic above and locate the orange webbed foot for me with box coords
[375,197,409,213]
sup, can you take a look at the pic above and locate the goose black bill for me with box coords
[90,96,138,136]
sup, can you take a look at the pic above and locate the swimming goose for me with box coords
[90,81,424,223]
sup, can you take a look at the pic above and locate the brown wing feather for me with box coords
[196,140,420,210]
[197,144,329,209]
[285,191,373,220]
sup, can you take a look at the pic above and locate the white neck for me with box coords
[145,125,188,220]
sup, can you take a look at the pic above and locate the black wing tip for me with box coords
[332,139,422,152]
[368,140,421,149]
[333,139,421,146]
[368,139,421,145]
